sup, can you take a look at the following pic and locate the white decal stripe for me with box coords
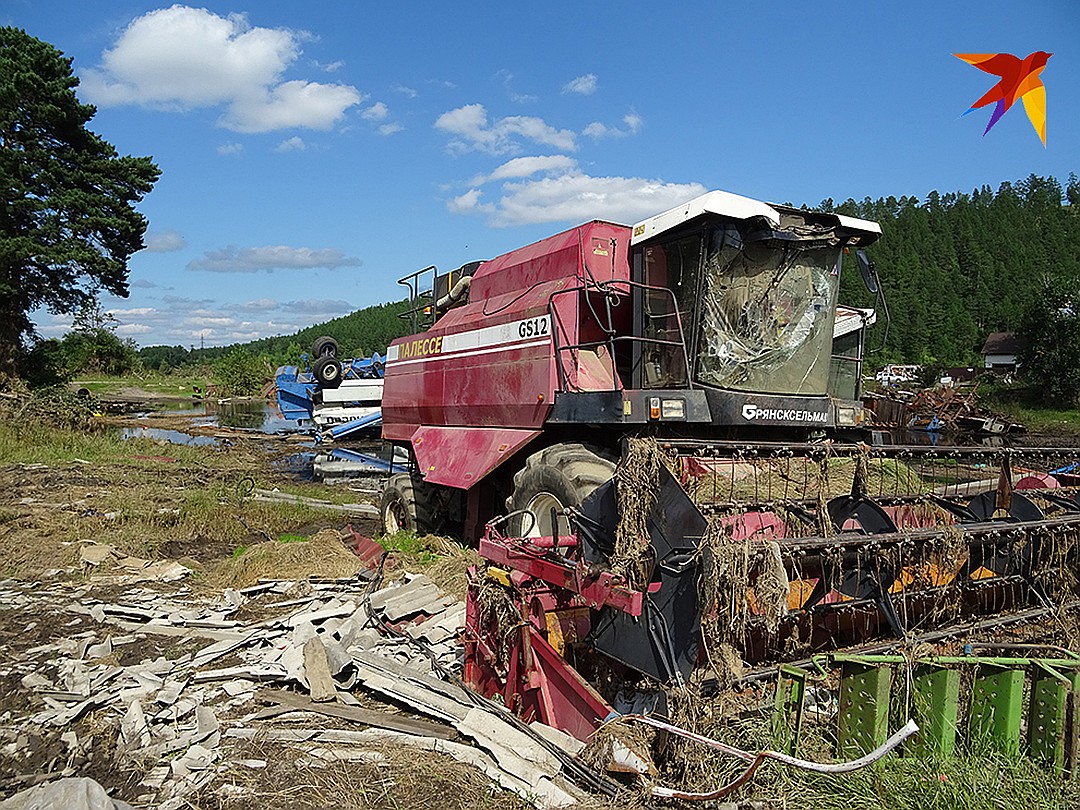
[388,338,551,368]
[386,315,551,366]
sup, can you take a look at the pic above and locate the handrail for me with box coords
[397,265,437,332]
[547,278,693,393]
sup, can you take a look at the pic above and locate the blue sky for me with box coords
[5,1,1078,348]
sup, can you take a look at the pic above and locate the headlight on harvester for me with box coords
[661,398,686,420]
[649,397,686,420]
[836,405,859,426]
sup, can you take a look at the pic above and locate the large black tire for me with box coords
[311,335,339,359]
[380,473,443,535]
[312,355,343,389]
[507,444,615,538]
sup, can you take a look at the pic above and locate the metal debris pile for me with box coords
[0,557,594,809]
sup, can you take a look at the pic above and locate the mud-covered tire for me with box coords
[380,474,443,535]
[312,355,343,389]
[507,444,616,538]
[311,335,339,359]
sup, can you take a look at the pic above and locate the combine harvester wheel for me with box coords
[507,443,615,538]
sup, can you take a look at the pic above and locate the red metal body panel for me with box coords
[480,533,644,615]
[470,221,630,300]
[411,425,540,489]
[381,221,634,480]
[382,278,567,442]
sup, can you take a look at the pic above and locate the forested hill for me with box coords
[145,173,1079,370]
[217,298,413,360]
[833,173,1080,366]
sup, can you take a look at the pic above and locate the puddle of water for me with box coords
[276,451,316,481]
[203,400,307,433]
[120,426,218,446]
[274,442,405,484]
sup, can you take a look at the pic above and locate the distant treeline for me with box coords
[833,172,1080,366]
[140,173,1080,371]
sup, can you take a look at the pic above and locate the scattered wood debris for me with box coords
[0,562,591,809]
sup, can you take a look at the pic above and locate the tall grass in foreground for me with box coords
[769,750,1073,810]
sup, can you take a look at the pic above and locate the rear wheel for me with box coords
[507,444,615,538]
[311,336,339,359]
[312,355,343,389]
[380,473,444,535]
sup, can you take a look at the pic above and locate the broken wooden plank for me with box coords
[302,637,337,703]
[255,689,455,740]
[251,490,378,516]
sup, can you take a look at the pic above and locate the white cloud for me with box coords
[584,112,644,140]
[318,60,344,73]
[378,123,404,136]
[162,294,215,310]
[562,74,598,95]
[452,172,707,227]
[217,142,244,155]
[108,307,158,317]
[130,278,158,289]
[497,69,537,104]
[275,135,306,152]
[392,83,417,98]
[361,102,389,122]
[233,299,280,312]
[623,112,643,134]
[184,316,237,327]
[484,155,578,182]
[188,245,362,272]
[80,6,361,133]
[143,229,186,252]
[115,323,153,335]
[435,103,576,155]
[447,188,489,215]
[224,80,362,133]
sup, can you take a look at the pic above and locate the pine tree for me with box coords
[0,28,160,377]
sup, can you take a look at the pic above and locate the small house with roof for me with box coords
[981,332,1024,371]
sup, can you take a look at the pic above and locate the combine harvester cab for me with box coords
[378,188,1080,744]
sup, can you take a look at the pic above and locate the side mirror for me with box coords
[856,250,879,294]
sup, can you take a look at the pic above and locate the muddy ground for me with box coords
[4,399,1080,810]
[0,405,544,810]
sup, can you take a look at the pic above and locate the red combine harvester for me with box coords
[380,190,882,538]
[376,189,1080,741]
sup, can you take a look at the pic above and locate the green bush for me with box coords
[213,349,269,396]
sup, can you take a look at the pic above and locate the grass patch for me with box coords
[767,749,1072,810]
[263,479,378,506]
[379,530,431,559]
[213,528,362,589]
[277,533,309,544]
[983,384,1080,438]
[0,415,368,577]
[73,371,212,398]
[377,531,481,600]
